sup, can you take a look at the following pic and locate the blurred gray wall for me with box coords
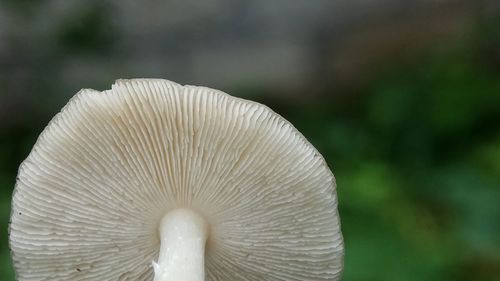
[0,0,497,128]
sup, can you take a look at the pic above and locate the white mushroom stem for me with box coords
[153,209,209,281]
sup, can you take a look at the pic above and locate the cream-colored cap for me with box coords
[10,79,343,280]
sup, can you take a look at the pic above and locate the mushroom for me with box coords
[9,79,343,280]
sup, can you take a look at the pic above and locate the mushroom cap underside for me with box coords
[10,79,343,281]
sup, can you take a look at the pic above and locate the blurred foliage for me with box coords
[56,4,116,54]
[276,21,500,281]
[1,7,499,281]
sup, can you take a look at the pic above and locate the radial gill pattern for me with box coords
[10,79,343,281]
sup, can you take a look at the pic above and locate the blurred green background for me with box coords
[1,0,499,280]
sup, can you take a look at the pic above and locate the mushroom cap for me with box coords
[10,79,343,280]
